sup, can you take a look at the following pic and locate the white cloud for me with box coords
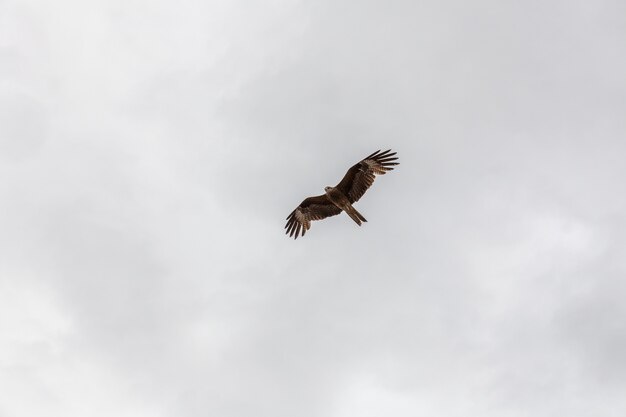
[1,0,625,416]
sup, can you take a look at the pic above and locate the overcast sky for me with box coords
[1,0,626,416]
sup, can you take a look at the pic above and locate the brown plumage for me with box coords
[285,149,399,239]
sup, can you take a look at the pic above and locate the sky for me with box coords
[1,0,625,416]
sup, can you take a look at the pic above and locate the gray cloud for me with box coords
[1,0,625,416]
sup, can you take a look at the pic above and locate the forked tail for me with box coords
[344,205,367,226]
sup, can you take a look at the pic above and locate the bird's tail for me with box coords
[344,204,367,226]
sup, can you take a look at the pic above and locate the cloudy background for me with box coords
[1,0,625,415]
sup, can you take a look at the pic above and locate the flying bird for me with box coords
[285,149,399,239]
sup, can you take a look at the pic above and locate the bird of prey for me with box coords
[285,149,399,239]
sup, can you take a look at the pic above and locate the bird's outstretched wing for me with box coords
[335,149,399,203]
[285,195,342,239]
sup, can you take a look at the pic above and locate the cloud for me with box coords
[1,0,625,416]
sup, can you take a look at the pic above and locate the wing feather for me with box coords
[335,149,399,203]
[285,195,342,239]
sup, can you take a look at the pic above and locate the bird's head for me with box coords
[324,186,332,192]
